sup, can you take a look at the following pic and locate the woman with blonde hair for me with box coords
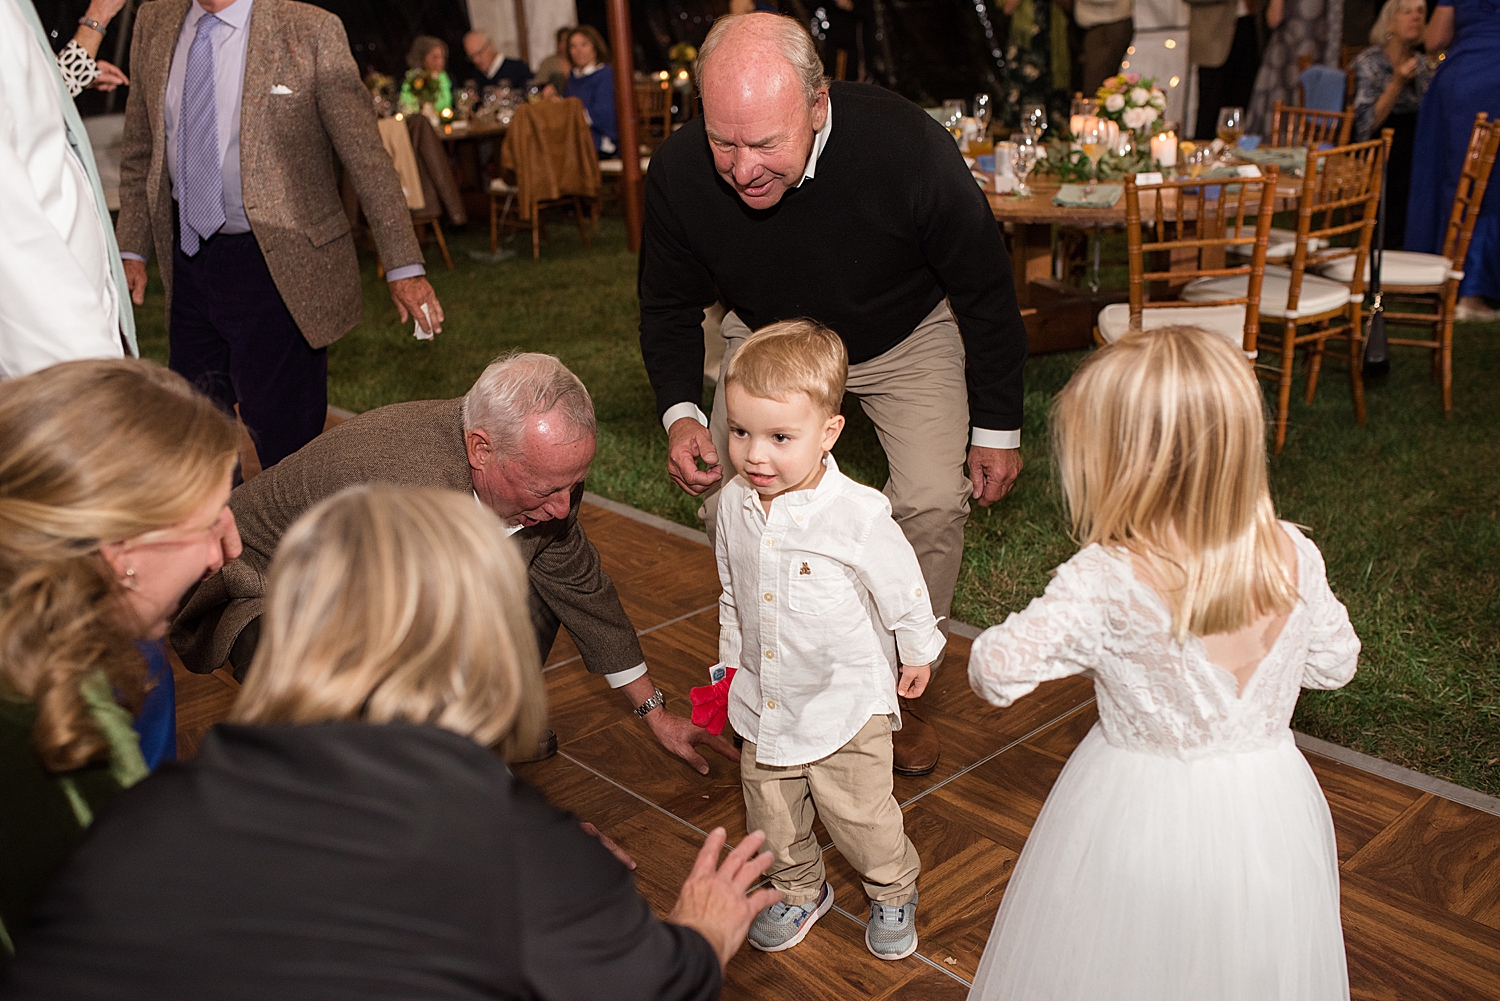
[0,359,240,957]
[4,486,779,998]
[964,326,1361,1001]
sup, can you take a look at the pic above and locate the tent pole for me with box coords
[606,0,643,251]
[512,0,530,65]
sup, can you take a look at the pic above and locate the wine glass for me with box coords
[1021,103,1048,142]
[1079,120,1109,195]
[1216,106,1244,163]
[1008,133,1039,197]
[973,93,992,134]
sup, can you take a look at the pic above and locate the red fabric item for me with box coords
[690,668,736,735]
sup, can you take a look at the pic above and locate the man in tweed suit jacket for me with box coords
[173,354,739,774]
[116,0,444,468]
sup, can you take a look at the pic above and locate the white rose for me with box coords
[1141,106,1159,126]
[1149,90,1166,108]
[1122,106,1148,130]
[1129,87,1150,106]
[1105,93,1126,112]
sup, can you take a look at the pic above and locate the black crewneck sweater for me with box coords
[638,81,1026,433]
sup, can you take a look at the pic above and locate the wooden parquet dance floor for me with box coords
[174,499,1500,1001]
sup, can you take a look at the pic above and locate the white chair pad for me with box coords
[1315,250,1454,287]
[1097,302,1248,347]
[1182,266,1356,319]
[489,178,515,194]
[1228,228,1324,259]
[598,156,651,175]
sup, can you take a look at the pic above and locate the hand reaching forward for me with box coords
[667,417,723,496]
[92,60,129,91]
[389,276,444,335]
[668,828,781,970]
[648,708,741,775]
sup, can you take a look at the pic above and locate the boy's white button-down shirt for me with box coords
[718,456,947,767]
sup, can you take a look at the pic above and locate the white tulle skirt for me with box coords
[966,725,1349,1001]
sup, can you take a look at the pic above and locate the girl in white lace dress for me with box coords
[966,326,1360,1001]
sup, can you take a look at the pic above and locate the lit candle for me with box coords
[1151,131,1177,168]
[1070,114,1084,137]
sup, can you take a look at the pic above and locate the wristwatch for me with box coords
[633,687,666,719]
[78,15,105,32]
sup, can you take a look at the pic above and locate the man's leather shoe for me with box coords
[892,701,940,777]
[510,729,559,765]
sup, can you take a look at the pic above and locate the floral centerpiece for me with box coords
[1095,74,1166,137]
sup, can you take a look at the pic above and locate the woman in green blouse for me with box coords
[400,35,454,115]
[0,360,240,960]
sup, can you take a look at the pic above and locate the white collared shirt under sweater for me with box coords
[718,455,947,767]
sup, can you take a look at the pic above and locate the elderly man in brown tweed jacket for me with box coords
[174,353,739,774]
[116,0,444,468]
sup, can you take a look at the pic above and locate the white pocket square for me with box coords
[270,84,293,95]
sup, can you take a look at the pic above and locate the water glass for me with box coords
[1021,103,1048,141]
[973,93,993,133]
[1009,133,1039,197]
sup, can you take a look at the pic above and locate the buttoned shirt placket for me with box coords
[752,495,783,753]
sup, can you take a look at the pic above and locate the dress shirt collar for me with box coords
[485,53,505,78]
[572,62,602,77]
[472,489,527,536]
[187,0,252,34]
[796,94,833,188]
[742,453,845,515]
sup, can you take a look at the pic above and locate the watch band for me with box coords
[78,15,105,32]
[633,687,665,719]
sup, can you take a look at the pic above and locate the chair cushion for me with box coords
[1314,250,1454,287]
[1097,302,1249,347]
[1181,266,1357,319]
[1228,228,1324,259]
[489,177,516,194]
[598,156,651,175]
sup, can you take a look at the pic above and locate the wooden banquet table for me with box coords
[985,174,1302,353]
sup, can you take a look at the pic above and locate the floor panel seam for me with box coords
[557,750,711,839]
[543,602,719,674]
[827,904,974,988]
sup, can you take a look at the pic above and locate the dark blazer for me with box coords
[170,398,645,678]
[116,0,423,349]
[0,721,721,999]
[479,56,533,89]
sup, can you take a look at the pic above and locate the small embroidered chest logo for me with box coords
[799,562,811,575]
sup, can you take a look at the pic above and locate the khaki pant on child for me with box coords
[741,714,920,908]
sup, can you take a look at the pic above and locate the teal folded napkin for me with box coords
[1235,145,1307,174]
[1052,184,1123,208]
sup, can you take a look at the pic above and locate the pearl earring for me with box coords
[122,568,139,590]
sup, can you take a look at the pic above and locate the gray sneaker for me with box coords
[865,892,918,960]
[748,882,834,952]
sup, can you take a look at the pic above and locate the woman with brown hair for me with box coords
[3,486,778,999]
[565,25,619,155]
[0,359,241,958]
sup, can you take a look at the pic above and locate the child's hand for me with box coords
[897,663,930,698]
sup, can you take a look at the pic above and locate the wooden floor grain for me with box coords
[173,500,1500,1000]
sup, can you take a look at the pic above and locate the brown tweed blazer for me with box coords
[116,0,423,349]
[170,398,646,679]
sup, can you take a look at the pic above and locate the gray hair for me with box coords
[1370,0,1425,45]
[696,13,829,107]
[461,352,596,455]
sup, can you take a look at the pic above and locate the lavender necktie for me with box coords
[178,13,224,256]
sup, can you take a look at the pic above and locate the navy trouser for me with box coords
[169,228,327,469]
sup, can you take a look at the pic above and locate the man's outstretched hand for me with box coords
[389,276,444,335]
[649,708,740,775]
[667,417,723,496]
[967,445,1023,507]
[668,828,781,970]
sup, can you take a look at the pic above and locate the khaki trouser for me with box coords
[741,715,920,907]
[703,300,972,634]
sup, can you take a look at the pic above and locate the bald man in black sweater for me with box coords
[638,13,1029,777]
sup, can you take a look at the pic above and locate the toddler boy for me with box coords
[716,320,946,961]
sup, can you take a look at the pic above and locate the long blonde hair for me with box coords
[1051,326,1297,639]
[0,360,240,772]
[231,486,547,760]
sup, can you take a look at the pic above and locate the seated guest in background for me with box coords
[463,30,532,89]
[566,25,619,155]
[0,359,240,960]
[2,486,780,999]
[172,352,738,775]
[1352,0,1432,248]
[401,34,454,113]
[535,25,574,87]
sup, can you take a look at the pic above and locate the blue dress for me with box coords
[567,64,619,155]
[1405,0,1500,296]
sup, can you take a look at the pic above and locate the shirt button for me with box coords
[765,538,776,547]
[915,587,923,597]
[766,700,776,709]
[795,515,803,523]
[764,649,775,660]
[764,592,774,602]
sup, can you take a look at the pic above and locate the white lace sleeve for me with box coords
[968,550,1111,708]
[57,39,100,98]
[1295,534,1360,690]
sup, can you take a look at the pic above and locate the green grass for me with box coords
[135,217,1500,796]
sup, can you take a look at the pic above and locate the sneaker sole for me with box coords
[865,926,919,961]
[749,885,835,953]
